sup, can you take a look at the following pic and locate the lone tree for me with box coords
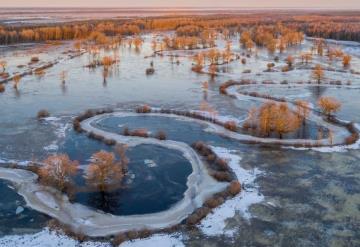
[86,146,129,192]
[13,74,21,89]
[318,96,341,117]
[343,55,352,67]
[60,71,67,84]
[38,154,79,191]
[312,64,324,84]
[286,55,294,68]
[0,60,6,72]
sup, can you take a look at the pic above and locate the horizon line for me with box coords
[1,6,360,10]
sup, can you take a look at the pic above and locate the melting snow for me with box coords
[199,146,263,237]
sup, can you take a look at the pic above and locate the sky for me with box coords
[1,0,360,9]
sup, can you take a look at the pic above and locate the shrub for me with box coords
[281,66,290,72]
[136,105,151,113]
[37,109,50,119]
[241,58,247,64]
[206,154,216,162]
[0,72,9,78]
[146,67,155,75]
[213,171,232,182]
[123,127,130,136]
[104,138,116,146]
[126,230,139,240]
[155,130,167,140]
[191,65,203,73]
[73,119,82,132]
[131,128,149,138]
[215,158,229,171]
[88,132,104,141]
[205,196,224,208]
[224,121,238,131]
[137,229,152,239]
[112,233,128,245]
[345,134,358,145]
[31,56,40,63]
[227,181,241,196]
[186,207,211,225]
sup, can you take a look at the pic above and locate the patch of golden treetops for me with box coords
[243,97,341,139]
[37,145,129,193]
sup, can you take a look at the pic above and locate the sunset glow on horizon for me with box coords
[2,0,360,8]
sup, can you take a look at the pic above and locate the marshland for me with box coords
[0,6,360,247]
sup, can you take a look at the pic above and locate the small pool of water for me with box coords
[95,115,240,148]
[59,131,193,215]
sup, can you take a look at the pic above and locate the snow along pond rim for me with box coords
[0,115,229,237]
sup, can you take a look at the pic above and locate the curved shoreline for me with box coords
[0,117,228,237]
[219,83,358,147]
[105,110,352,147]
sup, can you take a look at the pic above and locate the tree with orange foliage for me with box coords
[312,64,324,84]
[318,96,341,117]
[300,53,312,64]
[192,52,205,72]
[258,102,276,137]
[86,146,128,192]
[245,102,301,139]
[60,71,67,84]
[74,41,81,51]
[286,55,294,68]
[13,74,21,89]
[132,37,143,51]
[38,154,79,191]
[273,103,300,139]
[343,54,352,67]
[0,60,6,72]
[245,40,255,52]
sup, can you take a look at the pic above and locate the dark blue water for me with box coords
[59,131,192,215]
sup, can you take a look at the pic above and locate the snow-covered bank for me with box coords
[120,233,184,247]
[0,228,185,247]
[0,228,111,247]
[199,147,263,237]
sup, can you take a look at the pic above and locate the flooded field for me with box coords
[0,26,359,246]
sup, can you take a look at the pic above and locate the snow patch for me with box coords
[144,159,157,168]
[120,233,184,247]
[43,142,59,151]
[35,191,60,210]
[15,206,24,215]
[0,228,111,247]
[199,146,263,237]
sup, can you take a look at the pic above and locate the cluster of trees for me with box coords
[192,46,234,69]
[1,12,360,45]
[292,15,360,42]
[38,145,129,194]
[243,102,306,139]
[0,21,142,45]
[239,23,304,54]
[311,39,353,67]
[161,32,216,51]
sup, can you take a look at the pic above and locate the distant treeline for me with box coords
[0,13,360,45]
